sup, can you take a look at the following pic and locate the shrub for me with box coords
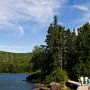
[26,70,42,82]
[44,67,68,85]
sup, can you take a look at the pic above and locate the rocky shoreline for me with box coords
[33,82,68,90]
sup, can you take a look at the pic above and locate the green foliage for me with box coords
[31,45,46,72]
[44,16,90,80]
[0,51,32,73]
[44,67,68,85]
[63,29,77,78]
[26,17,90,82]
[45,15,64,75]
[31,46,42,71]
[26,70,42,82]
[73,23,90,77]
[77,23,90,63]
[73,61,90,77]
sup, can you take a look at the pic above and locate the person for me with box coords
[80,76,84,85]
[88,78,90,90]
[85,77,88,85]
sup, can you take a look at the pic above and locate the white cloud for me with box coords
[0,45,31,53]
[69,3,90,25]
[0,45,21,48]
[18,26,24,35]
[0,0,64,36]
[26,0,64,23]
[73,5,89,11]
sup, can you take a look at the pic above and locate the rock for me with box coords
[51,85,59,90]
[50,82,60,86]
[50,82,60,90]
[37,84,46,89]
[40,87,51,90]
[33,84,51,90]
[33,82,61,90]
[33,88,40,90]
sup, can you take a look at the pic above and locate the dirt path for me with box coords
[77,85,88,90]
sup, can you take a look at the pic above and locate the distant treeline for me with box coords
[0,51,33,73]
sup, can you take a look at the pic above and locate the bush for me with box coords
[44,67,68,85]
[26,70,42,82]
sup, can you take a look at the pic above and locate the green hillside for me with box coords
[0,51,32,73]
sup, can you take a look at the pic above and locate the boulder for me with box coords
[50,82,60,90]
[33,82,61,90]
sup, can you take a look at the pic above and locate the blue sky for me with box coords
[0,0,90,53]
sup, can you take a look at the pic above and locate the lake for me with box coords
[0,73,35,90]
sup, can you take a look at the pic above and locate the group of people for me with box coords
[78,76,90,89]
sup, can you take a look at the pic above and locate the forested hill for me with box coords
[0,51,32,73]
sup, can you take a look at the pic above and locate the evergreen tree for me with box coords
[74,23,90,76]
[31,45,43,71]
[63,29,77,78]
[45,16,64,75]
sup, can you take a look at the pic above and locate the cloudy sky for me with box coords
[0,0,90,53]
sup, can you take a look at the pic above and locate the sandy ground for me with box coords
[77,85,88,90]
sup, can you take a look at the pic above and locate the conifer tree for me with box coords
[74,23,90,76]
[45,16,64,75]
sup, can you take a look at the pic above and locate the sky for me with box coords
[0,0,90,53]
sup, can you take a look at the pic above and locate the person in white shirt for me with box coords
[85,77,88,85]
[80,76,84,85]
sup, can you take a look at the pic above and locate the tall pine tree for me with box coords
[45,16,64,75]
[74,23,90,76]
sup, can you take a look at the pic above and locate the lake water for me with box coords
[0,74,35,90]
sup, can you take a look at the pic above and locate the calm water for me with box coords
[0,74,35,90]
